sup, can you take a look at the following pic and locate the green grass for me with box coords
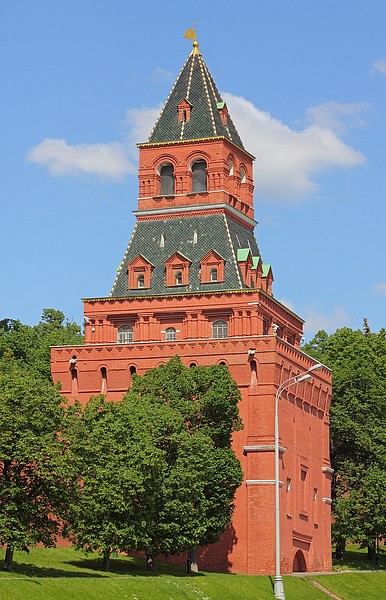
[313,572,386,600]
[333,544,386,571]
[0,546,385,600]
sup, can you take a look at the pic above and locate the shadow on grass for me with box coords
[1,561,107,579]
[333,550,386,572]
[65,555,206,578]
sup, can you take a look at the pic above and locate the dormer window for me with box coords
[217,101,228,126]
[200,250,225,284]
[159,163,175,196]
[165,252,191,287]
[128,255,154,290]
[192,160,207,192]
[177,98,192,123]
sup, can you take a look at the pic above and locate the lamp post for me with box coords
[273,363,323,600]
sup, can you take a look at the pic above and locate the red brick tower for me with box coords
[51,39,332,575]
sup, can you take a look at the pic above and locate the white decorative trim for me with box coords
[244,445,286,454]
[246,479,283,486]
[322,466,334,474]
[322,497,333,505]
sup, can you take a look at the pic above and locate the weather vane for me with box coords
[184,23,200,55]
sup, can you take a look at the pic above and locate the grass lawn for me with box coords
[0,547,328,600]
[0,546,384,600]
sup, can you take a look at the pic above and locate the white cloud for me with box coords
[372,58,386,76]
[305,101,370,135]
[125,106,161,153]
[223,93,365,203]
[373,282,386,296]
[27,138,134,180]
[302,305,351,334]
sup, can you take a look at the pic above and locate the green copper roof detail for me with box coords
[237,248,251,262]
[262,264,272,277]
[252,256,260,270]
[146,51,244,148]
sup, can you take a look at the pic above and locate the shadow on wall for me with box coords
[197,524,238,573]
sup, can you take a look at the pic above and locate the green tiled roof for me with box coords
[110,214,261,297]
[146,49,244,148]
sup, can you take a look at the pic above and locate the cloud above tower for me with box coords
[27,95,366,203]
[223,93,366,202]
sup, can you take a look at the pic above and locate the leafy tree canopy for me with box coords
[0,355,77,570]
[0,308,83,382]
[303,324,386,553]
[67,357,243,570]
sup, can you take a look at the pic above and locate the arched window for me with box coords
[117,325,133,344]
[137,273,145,288]
[227,159,234,176]
[212,320,228,339]
[129,365,137,376]
[165,327,176,341]
[239,166,246,184]
[160,164,175,195]
[192,160,207,192]
[210,268,218,282]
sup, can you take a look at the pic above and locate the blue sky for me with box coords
[2,1,386,339]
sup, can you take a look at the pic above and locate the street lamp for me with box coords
[273,362,323,600]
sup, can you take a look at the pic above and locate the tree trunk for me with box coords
[3,545,14,572]
[334,537,346,560]
[102,548,111,571]
[146,552,155,571]
[367,540,376,562]
[187,547,198,573]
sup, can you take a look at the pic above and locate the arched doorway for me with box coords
[293,549,307,572]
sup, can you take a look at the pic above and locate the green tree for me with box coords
[66,395,166,571]
[125,357,243,570]
[303,326,386,559]
[0,355,76,571]
[67,357,243,572]
[0,309,83,382]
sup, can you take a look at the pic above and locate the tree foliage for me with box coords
[303,325,386,555]
[0,355,77,570]
[68,357,243,570]
[0,308,83,382]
